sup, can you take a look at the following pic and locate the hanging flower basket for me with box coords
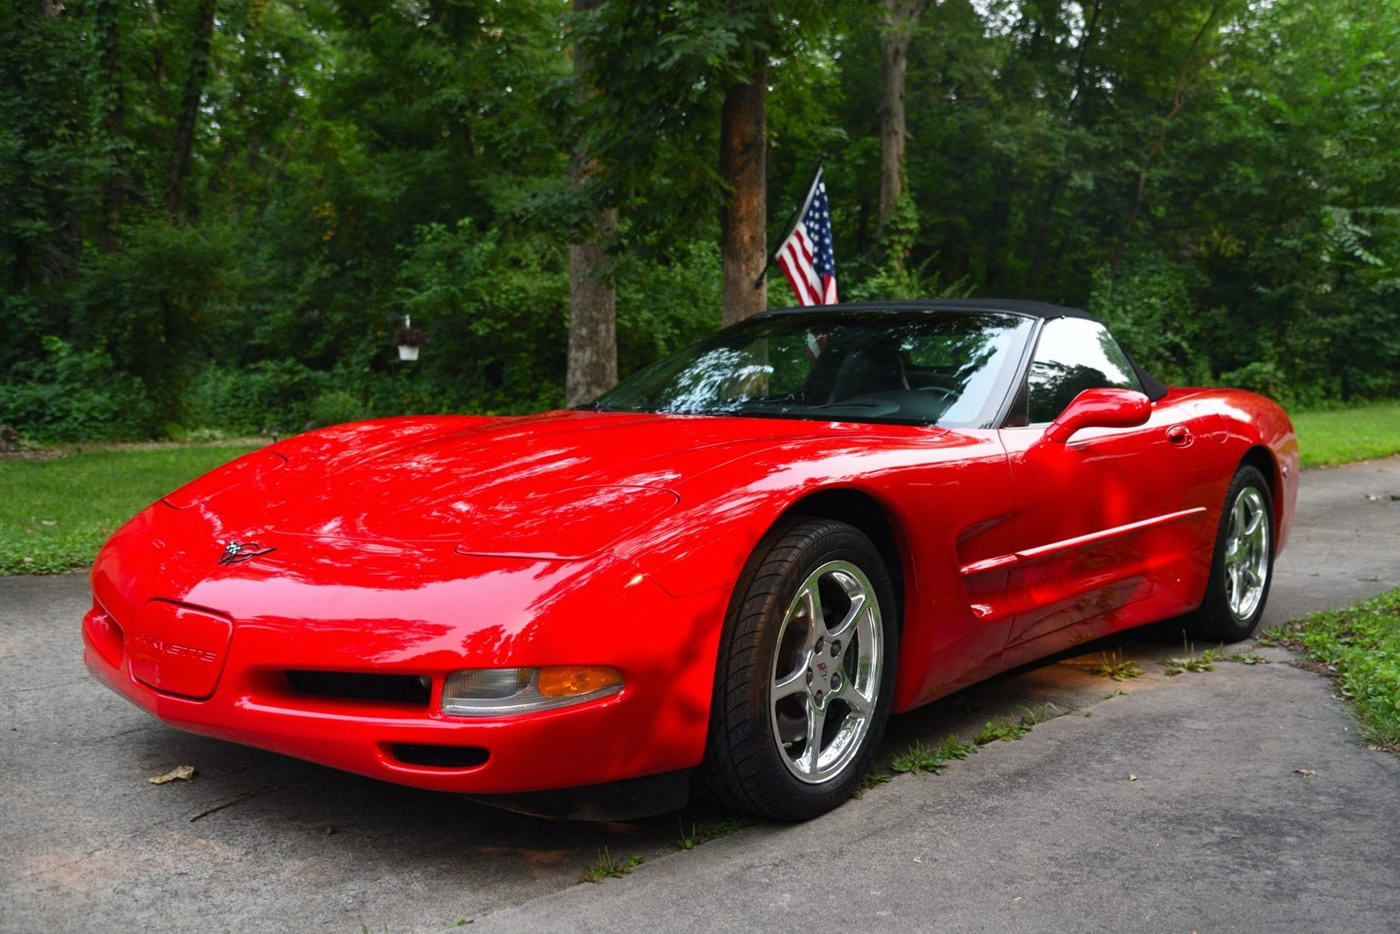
[394,324,429,362]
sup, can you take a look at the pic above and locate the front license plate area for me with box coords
[128,601,233,699]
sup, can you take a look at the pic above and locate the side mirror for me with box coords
[1045,388,1150,443]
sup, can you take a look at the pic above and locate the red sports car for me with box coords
[84,300,1297,820]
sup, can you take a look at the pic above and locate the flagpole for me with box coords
[753,155,827,290]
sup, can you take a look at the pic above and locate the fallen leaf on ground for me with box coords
[148,765,196,784]
[1294,769,1316,777]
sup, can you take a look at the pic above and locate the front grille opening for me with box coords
[391,743,490,769]
[284,670,431,706]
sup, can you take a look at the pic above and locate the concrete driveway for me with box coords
[2,456,1398,933]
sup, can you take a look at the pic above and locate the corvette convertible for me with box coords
[84,299,1297,820]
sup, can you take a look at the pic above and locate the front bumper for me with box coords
[84,523,730,797]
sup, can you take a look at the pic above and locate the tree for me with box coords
[719,48,768,325]
[166,0,217,218]
[875,0,932,249]
[565,0,618,406]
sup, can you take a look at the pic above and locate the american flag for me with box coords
[775,168,838,306]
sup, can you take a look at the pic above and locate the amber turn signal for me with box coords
[536,666,623,698]
[439,666,623,717]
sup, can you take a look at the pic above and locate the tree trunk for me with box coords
[876,0,929,246]
[720,57,767,327]
[165,0,217,218]
[96,0,125,252]
[564,0,618,407]
[566,217,618,406]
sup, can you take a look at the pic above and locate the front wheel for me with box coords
[699,517,898,820]
[1187,465,1274,642]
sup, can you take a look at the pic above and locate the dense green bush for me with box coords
[0,338,157,441]
[183,360,331,436]
[1089,254,1212,389]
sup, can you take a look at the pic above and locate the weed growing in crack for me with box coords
[1089,648,1143,681]
[580,847,644,883]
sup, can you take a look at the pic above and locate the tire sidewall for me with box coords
[708,518,900,819]
[1199,465,1275,642]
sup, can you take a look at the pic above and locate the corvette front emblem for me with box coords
[218,541,275,566]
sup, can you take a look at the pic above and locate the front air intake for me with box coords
[284,670,431,706]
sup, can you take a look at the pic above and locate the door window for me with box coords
[1026,318,1143,424]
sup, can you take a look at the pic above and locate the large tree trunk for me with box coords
[720,57,767,327]
[566,219,618,406]
[565,0,618,407]
[165,0,217,217]
[875,0,930,247]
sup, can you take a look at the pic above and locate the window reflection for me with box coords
[1027,318,1143,424]
[592,311,1035,428]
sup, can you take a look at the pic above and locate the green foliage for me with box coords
[843,196,972,303]
[1089,649,1144,682]
[615,240,725,378]
[1,0,1398,440]
[0,338,156,441]
[579,847,644,884]
[1089,254,1210,387]
[1284,588,1400,749]
[1163,636,1220,676]
[308,390,368,428]
[184,360,330,436]
[889,734,977,775]
[973,705,1059,744]
[390,219,568,413]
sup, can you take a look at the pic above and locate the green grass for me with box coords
[1274,587,1400,750]
[1293,402,1400,469]
[0,444,259,574]
[889,734,976,776]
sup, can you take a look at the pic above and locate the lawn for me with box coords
[1293,401,1400,469]
[0,444,260,575]
[1269,587,1400,751]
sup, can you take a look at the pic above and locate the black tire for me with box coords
[1187,464,1275,642]
[698,517,899,820]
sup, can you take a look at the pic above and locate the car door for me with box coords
[997,317,1216,648]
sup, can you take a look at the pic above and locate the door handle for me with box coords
[1166,424,1193,446]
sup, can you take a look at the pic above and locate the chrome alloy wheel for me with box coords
[769,560,883,784]
[1224,486,1270,622]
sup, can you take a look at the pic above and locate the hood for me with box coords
[178,410,847,558]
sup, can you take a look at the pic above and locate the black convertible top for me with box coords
[756,298,1168,400]
[758,298,1098,321]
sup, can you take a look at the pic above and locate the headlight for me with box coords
[440,666,622,717]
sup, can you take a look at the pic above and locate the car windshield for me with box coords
[589,309,1035,428]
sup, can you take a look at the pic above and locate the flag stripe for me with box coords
[772,167,837,308]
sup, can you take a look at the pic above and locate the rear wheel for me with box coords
[1187,465,1274,642]
[699,517,898,820]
